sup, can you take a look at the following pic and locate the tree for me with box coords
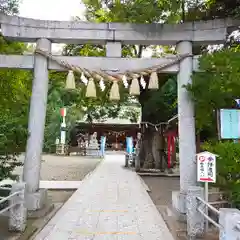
[0,0,19,15]
[186,49,240,136]
[0,0,31,181]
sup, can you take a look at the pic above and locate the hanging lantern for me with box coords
[65,70,76,89]
[148,71,159,89]
[86,78,96,98]
[129,75,140,95]
[109,81,120,101]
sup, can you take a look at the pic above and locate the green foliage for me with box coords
[203,141,240,208]
[141,76,177,122]
[118,105,141,123]
[0,0,19,15]
[83,0,180,23]
[203,0,240,18]
[0,114,26,181]
[0,66,30,180]
[186,49,240,132]
[0,0,31,180]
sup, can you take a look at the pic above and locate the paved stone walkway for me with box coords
[34,154,174,240]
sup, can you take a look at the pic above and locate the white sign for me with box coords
[197,151,216,183]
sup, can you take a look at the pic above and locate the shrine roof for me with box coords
[75,118,140,131]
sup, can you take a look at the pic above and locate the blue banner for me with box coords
[126,137,133,154]
[100,136,106,157]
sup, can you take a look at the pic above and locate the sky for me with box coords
[18,0,153,57]
[19,0,86,53]
[19,0,85,21]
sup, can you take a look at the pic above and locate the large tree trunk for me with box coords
[139,128,154,168]
[138,124,169,170]
[138,73,169,170]
[139,128,167,170]
[152,131,161,169]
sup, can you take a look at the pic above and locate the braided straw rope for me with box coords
[35,48,192,82]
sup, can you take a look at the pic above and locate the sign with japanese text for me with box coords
[197,152,216,183]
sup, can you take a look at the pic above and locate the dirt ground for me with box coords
[0,155,100,239]
[142,176,180,207]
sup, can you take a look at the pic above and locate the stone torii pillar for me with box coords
[172,41,197,219]
[23,38,51,210]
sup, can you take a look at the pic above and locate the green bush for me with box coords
[0,111,27,181]
[203,141,240,208]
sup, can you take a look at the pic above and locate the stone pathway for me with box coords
[34,154,174,240]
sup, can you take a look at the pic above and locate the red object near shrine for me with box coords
[165,129,178,169]
[60,108,66,117]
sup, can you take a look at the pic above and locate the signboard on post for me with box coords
[197,151,216,183]
[197,151,217,231]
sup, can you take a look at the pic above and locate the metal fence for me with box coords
[186,186,240,240]
[196,197,221,229]
[0,186,23,215]
[0,183,27,232]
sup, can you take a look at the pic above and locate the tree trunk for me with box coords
[159,128,168,171]
[139,128,155,169]
[137,74,169,170]
[139,129,164,169]
[152,131,161,169]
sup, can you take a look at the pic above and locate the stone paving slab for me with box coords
[34,154,174,240]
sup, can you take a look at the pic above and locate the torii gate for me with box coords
[0,14,237,214]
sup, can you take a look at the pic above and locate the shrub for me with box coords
[203,141,240,208]
[0,112,27,181]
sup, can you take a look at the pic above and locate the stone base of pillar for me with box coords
[25,189,48,211]
[172,190,187,222]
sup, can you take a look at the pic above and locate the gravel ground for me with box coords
[40,155,100,181]
[40,155,101,203]
[14,154,100,181]
[12,155,101,203]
